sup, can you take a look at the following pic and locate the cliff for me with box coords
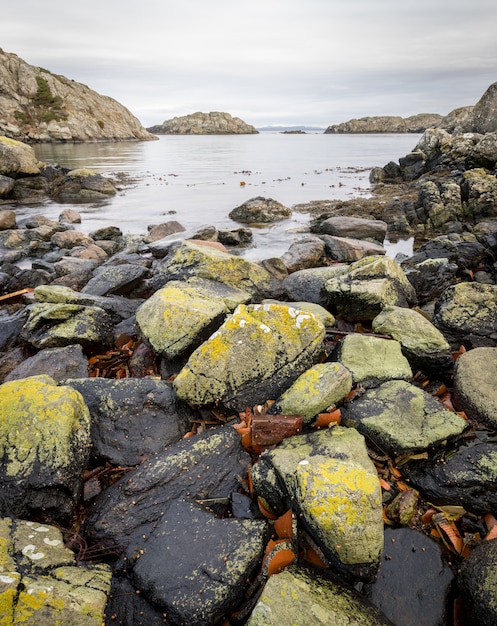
[324,113,443,134]
[148,111,259,135]
[0,48,155,143]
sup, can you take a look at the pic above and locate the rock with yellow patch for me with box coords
[136,278,250,359]
[247,564,393,625]
[332,334,412,387]
[0,517,111,626]
[324,255,417,321]
[0,375,91,519]
[174,303,326,411]
[271,362,352,424]
[0,136,40,176]
[251,427,383,581]
[155,240,273,297]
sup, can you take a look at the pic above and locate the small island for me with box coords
[147,111,259,135]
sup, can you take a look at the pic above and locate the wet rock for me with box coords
[251,427,384,582]
[21,302,115,349]
[217,226,253,246]
[0,175,15,197]
[0,346,28,383]
[174,303,326,412]
[321,234,386,262]
[0,375,91,519]
[402,438,497,513]
[270,362,352,425]
[66,377,193,466]
[458,538,497,626]
[0,208,16,228]
[89,225,123,242]
[323,255,417,321]
[84,425,251,551]
[58,208,82,224]
[143,220,186,243]
[0,307,29,351]
[403,234,491,272]
[283,265,345,306]
[153,240,272,298]
[229,196,291,223]
[5,344,88,382]
[247,564,393,626]
[104,576,168,626]
[332,335,412,387]
[80,262,149,296]
[372,306,453,377]
[433,282,497,348]
[342,380,467,456]
[280,236,325,273]
[136,278,249,359]
[453,347,497,428]
[126,499,269,625]
[52,168,117,202]
[0,517,111,626]
[402,257,458,305]
[317,215,388,244]
[51,229,94,250]
[363,527,455,626]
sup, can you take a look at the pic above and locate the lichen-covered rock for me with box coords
[155,240,273,297]
[372,306,453,376]
[461,167,497,221]
[247,564,393,626]
[262,299,335,328]
[21,302,115,349]
[453,347,497,429]
[173,303,326,411]
[136,279,249,359]
[229,196,292,224]
[433,282,497,348]
[0,136,40,175]
[458,538,497,626]
[342,380,467,456]
[270,362,352,425]
[323,255,417,321]
[283,265,345,306]
[251,427,383,581]
[0,517,111,625]
[0,376,91,518]
[332,335,412,387]
[127,499,269,625]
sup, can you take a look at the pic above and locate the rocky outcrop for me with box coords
[325,113,443,134]
[148,111,259,134]
[454,82,497,134]
[0,48,155,142]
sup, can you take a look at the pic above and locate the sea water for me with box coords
[28,132,420,260]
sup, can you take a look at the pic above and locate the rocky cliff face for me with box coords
[0,48,155,143]
[148,111,259,135]
[457,82,497,134]
[324,113,443,134]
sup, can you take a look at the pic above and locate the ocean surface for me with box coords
[26,132,420,260]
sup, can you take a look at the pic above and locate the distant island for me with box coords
[324,113,443,134]
[147,112,258,135]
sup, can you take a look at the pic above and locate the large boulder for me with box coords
[453,347,497,429]
[317,216,387,244]
[173,303,326,412]
[229,196,292,224]
[0,375,91,519]
[458,538,497,626]
[0,136,40,175]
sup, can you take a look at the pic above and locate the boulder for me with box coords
[342,380,467,456]
[270,362,352,425]
[51,230,94,250]
[0,375,91,519]
[283,265,346,306]
[433,282,497,348]
[453,347,497,428]
[80,262,149,296]
[332,335,412,387]
[372,306,453,376]
[126,499,269,625]
[247,564,393,626]
[143,220,186,243]
[280,236,325,272]
[136,278,250,359]
[4,344,88,382]
[402,257,458,304]
[0,136,40,175]
[461,167,497,221]
[173,303,326,412]
[0,517,111,625]
[317,216,388,243]
[458,538,497,626]
[323,255,417,321]
[0,175,15,198]
[229,196,291,224]
[67,377,194,466]
[461,81,497,134]
[52,169,117,203]
[321,234,386,262]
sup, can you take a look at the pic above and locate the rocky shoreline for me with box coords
[1,117,497,625]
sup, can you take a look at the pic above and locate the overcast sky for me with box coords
[2,0,497,128]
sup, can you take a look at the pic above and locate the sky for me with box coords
[2,0,497,129]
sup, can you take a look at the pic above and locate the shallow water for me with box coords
[27,132,419,260]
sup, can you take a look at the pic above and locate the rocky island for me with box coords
[0,48,155,142]
[325,113,444,134]
[148,111,259,134]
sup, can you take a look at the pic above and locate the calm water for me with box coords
[27,133,419,260]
